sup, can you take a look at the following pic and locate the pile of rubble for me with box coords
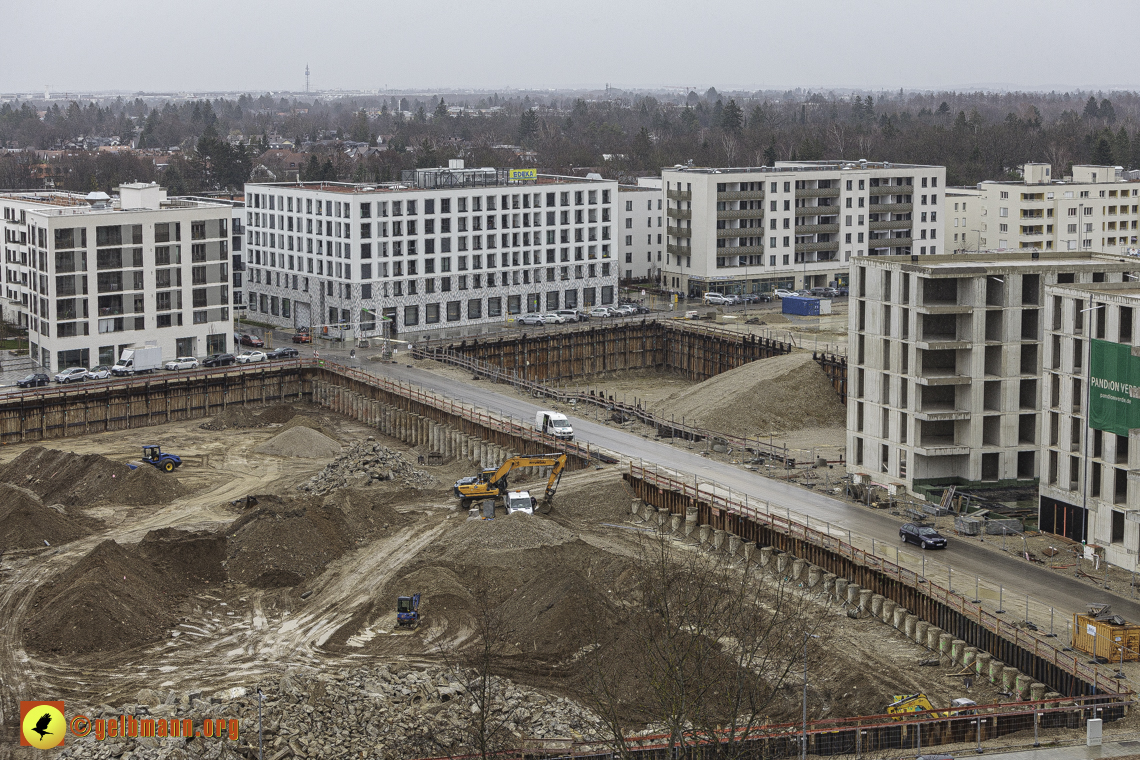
[298,438,436,495]
[55,664,604,760]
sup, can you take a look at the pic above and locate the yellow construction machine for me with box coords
[453,453,568,509]
[887,694,976,720]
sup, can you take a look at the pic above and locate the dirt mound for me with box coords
[200,406,262,430]
[253,426,343,458]
[552,472,636,524]
[437,513,576,563]
[137,528,227,586]
[0,484,96,553]
[24,540,183,655]
[660,352,845,436]
[256,403,299,424]
[322,487,409,536]
[225,496,357,587]
[0,447,132,507]
[107,464,189,506]
[277,414,339,440]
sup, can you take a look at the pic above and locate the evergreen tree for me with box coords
[1083,96,1100,119]
[720,99,743,134]
[518,108,539,143]
[1100,98,1116,123]
[1093,136,1115,165]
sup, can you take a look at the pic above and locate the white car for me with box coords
[54,367,89,384]
[555,309,582,322]
[773,288,797,299]
[86,365,112,380]
[164,356,200,371]
[236,350,267,364]
[703,293,730,305]
[613,305,636,316]
[587,307,611,318]
[541,313,567,324]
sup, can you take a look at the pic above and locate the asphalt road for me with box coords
[354,355,1140,626]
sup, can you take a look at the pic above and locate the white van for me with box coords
[535,410,574,440]
[505,490,536,515]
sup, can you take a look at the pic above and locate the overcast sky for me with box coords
[4,0,1138,95]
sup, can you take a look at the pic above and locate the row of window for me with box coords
[247,189,614,217]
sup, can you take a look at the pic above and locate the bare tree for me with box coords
[581,535,831,760]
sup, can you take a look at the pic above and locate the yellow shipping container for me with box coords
[1072,614,1140,662]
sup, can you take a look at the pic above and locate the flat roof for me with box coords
[854,251,1140,276]
[663,160,942,175]
[0,190,229,216]
[248,169,610,195]
[1046,282,1140,298]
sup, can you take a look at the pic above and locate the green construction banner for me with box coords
[1090,338,1140,437]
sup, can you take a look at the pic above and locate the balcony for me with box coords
[794,240,840,253]
[717,190,764,201]
[667,207,691,220]
[795,223,840,235]
[717,208,764,220]
[667,243,688,255]
[667,189,692,202]
[868,202,913,214]
[869,219,912,231]
[717,227,763,238]
[667,225,692,238]
[720,245,764,255]
[797,204,837,216]
[796,186,840,198]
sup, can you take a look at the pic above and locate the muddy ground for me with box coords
[0,401,1005,749]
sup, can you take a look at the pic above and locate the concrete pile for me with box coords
[55,664,604,760]
[299,439,436,495]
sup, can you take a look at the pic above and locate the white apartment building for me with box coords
[0,183,233,372]
[662,160,946,298]
[243,164,619,339]
[948,163,1140,254]
[618,184,663,282]
[1038,281,1140,566]
[846,251,1137,497]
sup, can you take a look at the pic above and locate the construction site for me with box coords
[0,312,1136,760]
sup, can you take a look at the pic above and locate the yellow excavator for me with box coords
[887,694,976,720]
[453,453,568,509]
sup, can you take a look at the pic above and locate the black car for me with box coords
[16,373,50,388]
[757,293,774,302]
[836,286,850,297]
[202,353,236,367]
[899,523,948,549]
[268,347,300,360]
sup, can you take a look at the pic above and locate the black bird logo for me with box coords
[31,711,53,740]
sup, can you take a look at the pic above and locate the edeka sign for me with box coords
[509,168,537,182]
[1089,338,1140,436]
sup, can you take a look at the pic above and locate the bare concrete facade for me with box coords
[847,251,1140,496]
[1039,282,1140,568]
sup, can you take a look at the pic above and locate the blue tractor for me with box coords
[128,445,183,473]
[396,593,421,628]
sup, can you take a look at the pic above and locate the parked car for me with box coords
[835,286,850,296]
[518,313,546,325]
[587,307,611,318]
[540,313,567,324]
[236,350,267,364]
[703,292,730,305]
[239,333,265,347]
[54,367,89,384]
[164,356,199,371]
[756,293,774,302]
[773,288,796,299]
[613,304,636,316]
[202,353,236,367]
[555,309,582,323]
[268,346,300,360]
[899,523,948,550]
[292,331,313,344]
[87,365,112,380]
[16,373,50,388]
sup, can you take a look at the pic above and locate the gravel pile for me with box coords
[55,664,604,760]
[299,439,436,495]
[660,352,845,437]
[0,483,97,554]
[0,446,132,506]
[225,496,355,588]
[438,512,576,562]
[253,426,343,458]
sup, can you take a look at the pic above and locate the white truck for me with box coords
[505,490,537,515]
[111,346,162,376]
[535,410,574,440]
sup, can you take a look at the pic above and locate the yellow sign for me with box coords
[509,168,537,182]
